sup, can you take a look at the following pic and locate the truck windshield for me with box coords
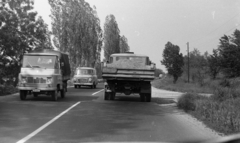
[115,56,146,64]
[76,69,93,75]
[22,55,57,69]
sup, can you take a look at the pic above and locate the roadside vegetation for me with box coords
[0,0,130,96]
[156,29,240,135]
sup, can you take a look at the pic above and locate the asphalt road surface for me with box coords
[0,83,221,143]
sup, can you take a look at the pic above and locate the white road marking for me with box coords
[16,102,81,143]
[92,89,104,95]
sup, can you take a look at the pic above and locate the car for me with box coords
[73,67,98,89]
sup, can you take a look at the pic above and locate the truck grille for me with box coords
[27,77,47,83]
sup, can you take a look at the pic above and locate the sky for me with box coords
[34,0,240,72]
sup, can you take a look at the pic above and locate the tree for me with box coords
[207,49,221,79]
[103,14,120,60]
[119,35,130,53]
[0,0,52,86]
[49,0,102,75]
[161,42,184,83]
[183,49,208,85]
[218,29,240,78]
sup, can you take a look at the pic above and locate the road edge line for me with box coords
[16,101,81,143]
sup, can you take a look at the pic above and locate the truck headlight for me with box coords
[46,77,53,84]
[21,76,27,83]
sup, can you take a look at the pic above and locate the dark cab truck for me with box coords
[102,52,156,102]
[18,49,71,101]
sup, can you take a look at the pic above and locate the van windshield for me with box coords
[22,55,57,69]
[76,69,93,75]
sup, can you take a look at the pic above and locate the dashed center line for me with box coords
[16,101,81,143]
[92,89,104,95]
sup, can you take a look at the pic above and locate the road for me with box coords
[0,83,220,143]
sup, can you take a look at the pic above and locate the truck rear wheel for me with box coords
[140,94,145,102]
[146,93,151,102]
[20,90,27,100]
[104,92,110,100]
[110,92,115,100]
[33,93,38,98]
[51,91,58,101]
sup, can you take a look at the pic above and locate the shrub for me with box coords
[177,93,207,111]
[0,84,18,96]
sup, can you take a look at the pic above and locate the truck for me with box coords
[18,49,71,101]
[102,52,156,102]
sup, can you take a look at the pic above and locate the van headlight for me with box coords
[46,77,53,84]
[88,78,93,82]
[21,76,27,83]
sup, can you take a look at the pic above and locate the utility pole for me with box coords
[187,42,190,83]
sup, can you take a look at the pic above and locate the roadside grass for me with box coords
[152,76,213,94]
[0,84,18,96]
[177,87,240,135]
[154,75,240,134]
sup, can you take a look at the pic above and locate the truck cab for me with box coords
[18,49,71,101]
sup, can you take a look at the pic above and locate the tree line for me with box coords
[161,29,240,84]
[0,0,130,86]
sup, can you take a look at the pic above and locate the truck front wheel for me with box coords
[20,90,27,100]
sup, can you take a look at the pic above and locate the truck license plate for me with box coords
[33,89,40,92]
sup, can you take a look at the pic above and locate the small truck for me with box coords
[18,49,71,101]
[102,52,155,102]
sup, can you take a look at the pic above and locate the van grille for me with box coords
[27,77,47,83]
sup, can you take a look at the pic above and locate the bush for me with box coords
[0,84,18,96]
[177,93,207,111]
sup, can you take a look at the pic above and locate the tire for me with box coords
[20,90,27,100]
[140,94,145,102]
[74,85,77,88]
[104,92,110,100]
[60,88,65,98]
[33,93,38,98]
[51,91,58,101]
[78,85,81,88]
[110,92,115,100]
[146,94,151,102]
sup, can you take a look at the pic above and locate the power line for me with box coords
[191,13,240,44]
[196,25,240,47]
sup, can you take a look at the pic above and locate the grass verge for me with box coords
[178,92,240,135]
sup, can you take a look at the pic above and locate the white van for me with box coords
[73,67,98,89]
